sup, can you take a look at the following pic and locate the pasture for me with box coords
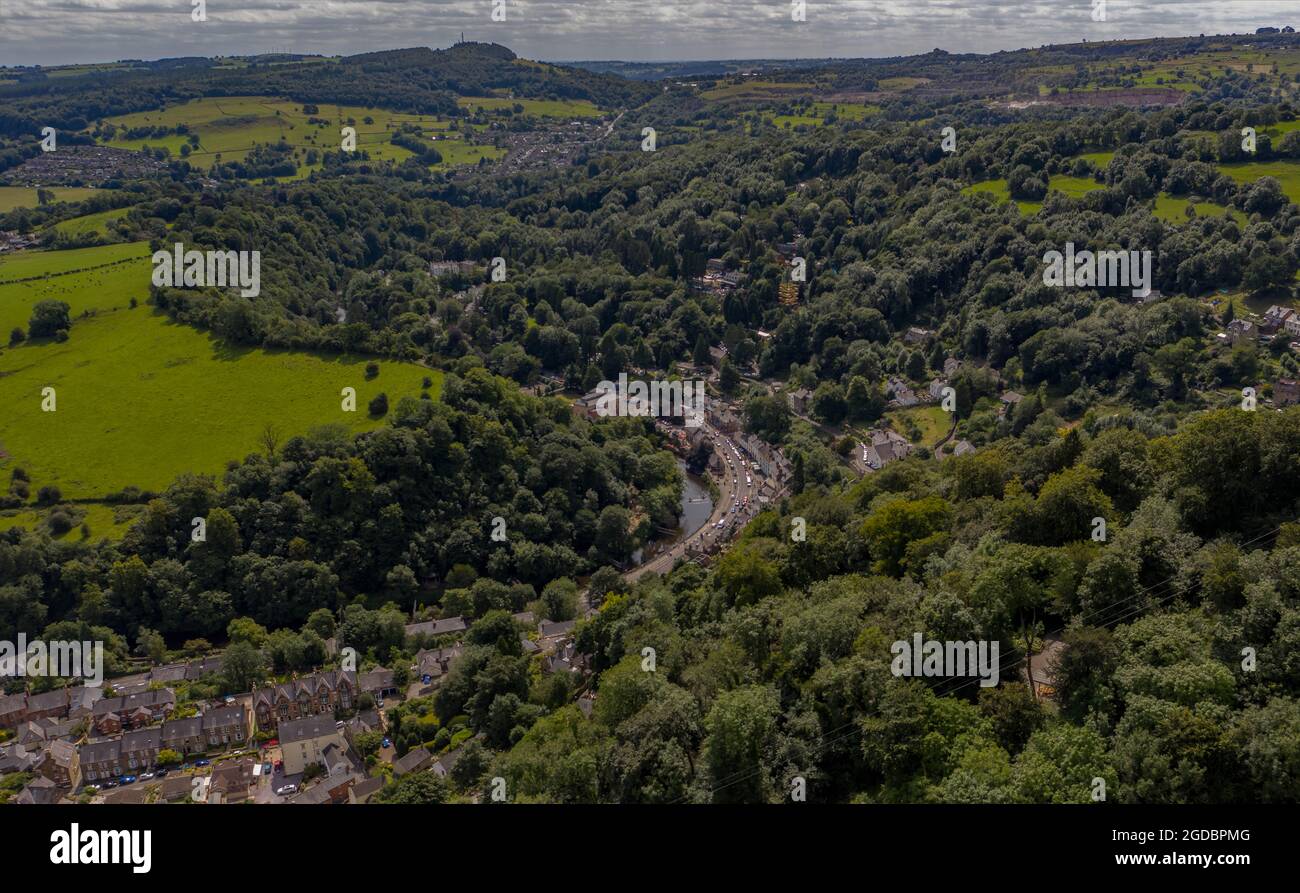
[1217,159,1300,206]
[963,173,1106,214]
[0,241,151,338]
[0,301,441,499]
[456,96,602,117]
[48,206,133,237]
[1152,194,1244,225]
[0,186,105,213]
[95,96,497,175]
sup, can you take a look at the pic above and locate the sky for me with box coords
[0,0,1294,68]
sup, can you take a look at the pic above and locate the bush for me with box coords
[365,361,380,379]
[47,509,74,535]
[35,485,62,506]
[368,392,389,416]
[28,300,71,339]
[8,327,24,346]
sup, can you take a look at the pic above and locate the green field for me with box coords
[1077,151,1115,169]
[701,80,816,101]
[884,405,952,448]
[878,77,929,91]
[0,186,105,213]
[48,206,132,237]
[0,302,441,499]
[1153,194,1245,225]
[0,242,151,338]
[0,502,140,541]
[771,101,880,128]
[962,179,1042,215]
[456,96,602,117]
[963,173,1106,214]
[1049,175,1105,199]
[96,96,497,175]
[1217,159,1300,206]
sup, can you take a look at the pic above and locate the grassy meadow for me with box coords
[455,96,602,117]
[95,96,507,176]
[48,206,133,237]
[1,241,442,508]
[0,241,151,338]
[0,304,441,499]
[0,186,106,213]
[1217,159,1300,206]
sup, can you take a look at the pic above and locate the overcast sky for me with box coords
[0,1,1293,68]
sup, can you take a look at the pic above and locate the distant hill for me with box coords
[0,42,655,136]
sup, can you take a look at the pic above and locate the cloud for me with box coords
[0,0,1290,66]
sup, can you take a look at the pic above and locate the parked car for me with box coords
[381,738,391,749]
[274,759,283,770]
[156,768,169,777]
[101,780,118,789]
[275,784,297,796]
[140,772,155,780]
[121,775,137,784]
[194,759,210,767]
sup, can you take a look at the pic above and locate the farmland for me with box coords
[0,285,441,499]
[0,241,151,337]
[0,186,105,212]
[95,96,502,175]
[0,502,139,542]
[962,173,1106,214]
[1152,194,1245,225]
[48,206,133,238]
[456,96,602,117]
[1217,159,1300,205]
[770,101,880,128]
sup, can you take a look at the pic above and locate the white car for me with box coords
[276,784,298,796]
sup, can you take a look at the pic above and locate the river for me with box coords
[630,460,713,565]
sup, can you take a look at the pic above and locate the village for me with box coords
[0,610,593,805]
[0,145,169,187]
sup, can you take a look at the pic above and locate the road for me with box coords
[622,421,766,584]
